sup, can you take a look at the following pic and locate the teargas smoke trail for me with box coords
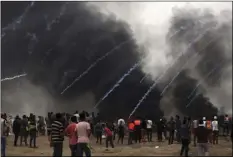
[93,62,141,109]
[46,3,68,31]
[60,38,133,95]
[2,1,35,33]
[1,73,27,82]
[160,26,218,96]
[128,80,157,119]
[139,27,184,84]
[187,62,224,99]
[129,25,219,118]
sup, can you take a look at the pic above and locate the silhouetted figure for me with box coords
[13,116,21,146]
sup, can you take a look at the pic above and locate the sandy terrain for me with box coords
[6,134,232,156]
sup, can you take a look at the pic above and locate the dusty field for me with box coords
[6,134,232,156]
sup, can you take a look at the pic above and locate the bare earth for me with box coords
[6,135,232,156]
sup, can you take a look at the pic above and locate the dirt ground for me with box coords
[6,134,232,156]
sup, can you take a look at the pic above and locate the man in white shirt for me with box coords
[146,119,153,142]
[75,113,91,157]
[212,116,219,145]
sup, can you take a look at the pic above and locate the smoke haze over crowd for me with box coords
[1,1,232,119]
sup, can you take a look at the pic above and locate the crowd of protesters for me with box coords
[1,111,232,157]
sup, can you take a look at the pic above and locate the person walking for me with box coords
[104,123,114,150]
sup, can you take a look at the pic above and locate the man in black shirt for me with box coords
[168,117,176,145]
[13,116,21,146]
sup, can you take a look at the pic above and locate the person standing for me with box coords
[50,113,65,157]
[13,115,21,146]
[157,119,163,142]
[134,118,142,143]
[65,116,78,157]
[20,115,28,146]
[29,115,37,148]
[104,123,114,150]
[146,119,153,142]
[1,113,7,157]
[206,118,212,144]
[128,120,135,145]
[223,114,229,136]
[175,115,181,143]
[117,121,125,144]
[180,119,190,157]
[196,119,210,156]
[168,117,176,145]
[212,116,219,145]
[192,119,199,146]
[94,120,103,145]
[76,112,91,157]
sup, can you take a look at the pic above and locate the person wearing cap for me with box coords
[212,116,219,144]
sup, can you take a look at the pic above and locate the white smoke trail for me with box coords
[1,1,35,33]
[61,38,133,94]
[46,3,68,31]
[1,73,27,82]
[139,27,184,84]
[187,61,224,100]
[186,64,224,108]
[129,28,218,118]
[93,61,141,109]
[160,26,218,96]
[128,78,158,119]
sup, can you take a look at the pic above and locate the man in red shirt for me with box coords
[104,123,114,150]
[65,116,77,157]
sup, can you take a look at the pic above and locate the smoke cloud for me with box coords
[1,1,232,119]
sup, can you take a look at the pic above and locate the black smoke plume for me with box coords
[1,1,163,119]
[1,2,231,119]
[160,6,232,118]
